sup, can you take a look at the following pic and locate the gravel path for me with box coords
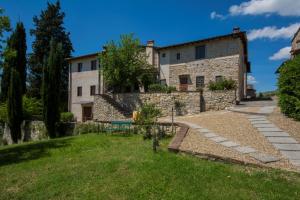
[175,108,280,158]
[180,129,295,171]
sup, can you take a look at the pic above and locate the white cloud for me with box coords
[210,11,226,20]
[248,23,300,41]
[229,0,300,16]
[269,46,291,60]
[247,75,258,84]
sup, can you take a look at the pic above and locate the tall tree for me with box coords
[0,22,27,101]
[43,39,63,138]
[100,34,155,92]
[7,68,23,143]
[29,0,73,109]
[0,8,10,99]
[0,8,10,59]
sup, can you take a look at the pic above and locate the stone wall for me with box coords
[93,90,236,121]
[203,90,236,110]
[93,95,129,121]
[1,121,47,145]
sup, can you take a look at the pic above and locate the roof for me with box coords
[65,31,250,72]
[66,52,99,61]
[157,32,247,50]
[292,27,300,43]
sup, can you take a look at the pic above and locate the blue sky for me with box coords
[2,0,300,92]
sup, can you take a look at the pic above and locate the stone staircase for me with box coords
[94,94,132,121]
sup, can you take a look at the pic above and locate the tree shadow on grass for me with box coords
[0,137,74,167]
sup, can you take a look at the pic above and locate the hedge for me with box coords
[278,55,300,120]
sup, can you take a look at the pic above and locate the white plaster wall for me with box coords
[70,56,99,121]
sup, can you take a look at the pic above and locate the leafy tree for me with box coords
[278,55,300,120]
[7,68,23,143]
[0,8,10,60]
[43,39,63,138]
[100,34,155,92]
[28,0,73,110]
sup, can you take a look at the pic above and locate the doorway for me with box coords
[82,106,92,122]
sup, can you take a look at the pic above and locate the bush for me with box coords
[60,112,74,122]
[208,78,237,91]
[74,122,99,135]
[0,103,7,123]
[278,56,300,120]
[0,96,42,123]
[23,96,43,120]
[135,103,162,139]
[148,84,176,93]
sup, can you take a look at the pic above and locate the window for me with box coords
[90,85,96,96]
[179,75,188,84]
[176,53,180,60]
[196,76,205,88]
[91,60,97,70]
[78,63,83,72]
[160,79,167,85]
[162,53,166,58]
[77,86,82,96]
[215,76,223,83]
[195,45,206,59]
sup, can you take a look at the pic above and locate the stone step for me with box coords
[267,137,298,144]
[257,127,282,132]
[261,131,290,137]
[273,144,300,151]
[234,146,257,154]
[280,151,300,160]
[249,152,280,163]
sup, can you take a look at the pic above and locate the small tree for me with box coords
[43,39,63,137]
[7,68,23,143]
[278,55,300,120]
[100,34,155,92]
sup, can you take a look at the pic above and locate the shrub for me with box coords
[148,84,176,93]
[0,103,7,123]
[23,96,43,120]
[60,112,74,122]
[208,78,237,91]
[278,56,300,120]
[135,103,162,139]
[174,100,186,116]
[74,122,99,135]
[0,96,42,123]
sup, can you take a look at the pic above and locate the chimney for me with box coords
[147,40,154,47]
[233,27,240,34]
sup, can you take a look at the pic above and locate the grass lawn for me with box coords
[0,134,300,200]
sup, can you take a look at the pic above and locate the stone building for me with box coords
[67,28,251,121]
[291,28,300,58]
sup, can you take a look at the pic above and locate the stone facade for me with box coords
[93,90,236,121]
[291,28,300,58]
[68,30,249,121]
[160,37,247,101]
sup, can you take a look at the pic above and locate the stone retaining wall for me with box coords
[1,121,47,145]
[93,90,236,121]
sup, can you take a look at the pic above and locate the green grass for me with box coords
[0,134,300,200]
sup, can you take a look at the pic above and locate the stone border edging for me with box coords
[168,123,189,152]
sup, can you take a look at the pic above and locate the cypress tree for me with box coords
[29,1,73,108]
[43,39,63,138]
[7,68,23,143]
[0,22,27,101]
